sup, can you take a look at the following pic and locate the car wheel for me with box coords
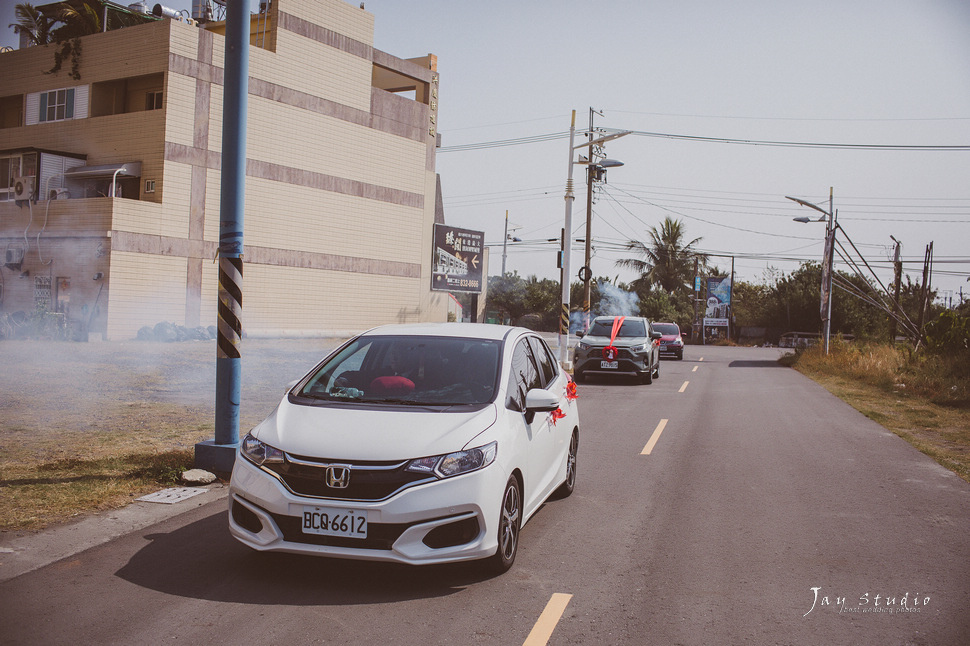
[556,431,578,497]
[485,476,521,574]
[653,357,660,379]
[642,366,653,384]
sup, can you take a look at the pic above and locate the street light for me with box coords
[559,111,631,368]
[787,187,836,354]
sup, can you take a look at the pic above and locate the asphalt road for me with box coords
[2,345,968,645]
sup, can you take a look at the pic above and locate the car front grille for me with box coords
[264,454,436,501]
[580,345,639,360]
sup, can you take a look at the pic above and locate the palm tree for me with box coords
[10,3,60,47]
[616,217,706,294]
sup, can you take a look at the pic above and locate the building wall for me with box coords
[0,0,447,340]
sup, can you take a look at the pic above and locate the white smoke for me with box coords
[597,282,639,317]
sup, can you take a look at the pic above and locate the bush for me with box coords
[925,310,970,355]
[789,340,969,408]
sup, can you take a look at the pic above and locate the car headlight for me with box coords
[241,432,284,466]
[406,441,497,479]
[577,341,590,351]
[630,343,648,353]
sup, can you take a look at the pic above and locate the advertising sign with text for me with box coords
[432,224,484,293]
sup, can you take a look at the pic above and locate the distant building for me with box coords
[0,0,448,340]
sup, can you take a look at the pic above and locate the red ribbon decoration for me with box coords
[602,315,626,360]
[551,408,566,425]
[566,381,578,401]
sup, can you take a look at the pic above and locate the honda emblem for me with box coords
[326,466,351,489]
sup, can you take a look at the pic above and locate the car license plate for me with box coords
[302,506,367,539]
[600,360,618,369]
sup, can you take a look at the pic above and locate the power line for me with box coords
[437,129,970,153]
[622,129,970,151]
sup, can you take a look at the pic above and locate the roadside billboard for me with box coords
[431,224,484,293]
[703,276,731,327]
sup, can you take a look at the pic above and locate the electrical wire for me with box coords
[438,127,970,153]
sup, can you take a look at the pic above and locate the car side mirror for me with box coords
[650,331,662,340]
[524,388,560,424]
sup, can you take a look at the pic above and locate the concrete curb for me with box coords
[0,484,229,584]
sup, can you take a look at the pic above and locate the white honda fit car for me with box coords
[228,323,580,573]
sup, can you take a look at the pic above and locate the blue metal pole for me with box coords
[197,0,248,472]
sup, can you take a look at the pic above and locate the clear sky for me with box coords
[5,0,969,305]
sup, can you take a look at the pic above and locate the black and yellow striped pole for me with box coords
[196,0,248,473]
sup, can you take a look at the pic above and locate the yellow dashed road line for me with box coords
[641,419,669,455]
[524,593,573,645]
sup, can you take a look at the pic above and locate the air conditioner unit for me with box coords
[49,188,70,200]
[13,176,35,201]
[4,247,24,270]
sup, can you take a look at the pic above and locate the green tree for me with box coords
[617,217,706,294]
[9,3,58,46]
[13,1,154,80]
[731,278,773,328]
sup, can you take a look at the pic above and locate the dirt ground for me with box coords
[0,337,348,465]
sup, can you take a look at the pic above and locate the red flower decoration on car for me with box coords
[550,408,566,425]
[566,381,578,401]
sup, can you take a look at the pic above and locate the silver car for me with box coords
[573,316,661,384]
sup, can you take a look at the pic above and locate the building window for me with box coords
[145,179,155,193]
[145,91,162,110]
[39,88,75,122]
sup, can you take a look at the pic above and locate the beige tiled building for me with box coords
[0,0,451,340]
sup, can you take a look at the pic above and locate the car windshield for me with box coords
[588,319,647,338]
[654,323,680,335]
[295,335,501,406]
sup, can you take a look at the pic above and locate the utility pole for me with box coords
[559,110,577,369]
[890,236,902,344]
[502,210,509,275]
[916,241,934,341]
[196,0,249,472]
[692,257,699,343]
[582,108,601,333]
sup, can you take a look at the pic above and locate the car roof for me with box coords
[359,322,525,342]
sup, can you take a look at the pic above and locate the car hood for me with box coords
[250,398,498,460]
[581,334,647,346]
[660,334,681,341]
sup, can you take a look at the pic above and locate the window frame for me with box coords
[39,88,75,123]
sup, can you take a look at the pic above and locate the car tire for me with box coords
[485,476,521,574]
[642,366,653,384]
[653,357,660,379]
[555,431,578,498]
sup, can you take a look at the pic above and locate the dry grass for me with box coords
[785,341,970,484]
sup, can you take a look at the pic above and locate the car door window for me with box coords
[528,336,557,388]
[506,338,540,412]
